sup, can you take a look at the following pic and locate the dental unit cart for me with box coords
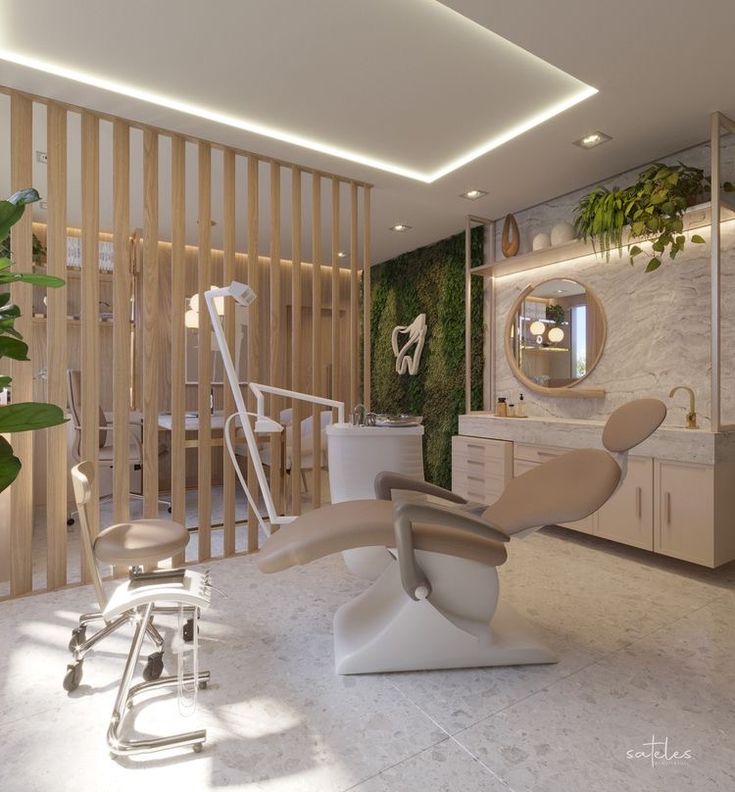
[103,568,212,757]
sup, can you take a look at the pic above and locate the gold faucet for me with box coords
[669,386,698,429]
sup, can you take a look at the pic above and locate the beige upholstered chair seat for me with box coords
[256,499,507,574]
[93,519,189,565]
[482,448,621,536]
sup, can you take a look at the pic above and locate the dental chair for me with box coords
[255,399,666,674]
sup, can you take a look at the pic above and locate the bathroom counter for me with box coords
[458,413,735,465]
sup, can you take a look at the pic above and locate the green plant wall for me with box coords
[370,227,484,488]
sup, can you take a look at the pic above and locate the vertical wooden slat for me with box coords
[246,156,260,550]
[197,142,212,559]
[290,168,302,514]
[363,186,371,409]
[45,102,67,590]
[269,163,283,516]
[311,174,322,507]
[222,148,236,554]
[331,178,340,406]
[80,112,100,583]
[349,182,359,411]
[9,94,34,595]
[142,129,160,519]
[112,120,130,526]
[170,136,186,560]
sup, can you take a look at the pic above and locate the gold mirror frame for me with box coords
[504,278,607,399]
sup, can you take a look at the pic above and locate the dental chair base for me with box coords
[335,551,556,674]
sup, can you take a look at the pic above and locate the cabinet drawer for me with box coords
[514,443,568,464]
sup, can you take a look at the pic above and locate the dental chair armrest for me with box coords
[393,501,509,601]
[375,471,468,504]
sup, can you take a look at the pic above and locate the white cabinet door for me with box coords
[655,460,714,566]
[596,457,654,550]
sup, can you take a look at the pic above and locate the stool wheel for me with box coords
[63,661,83,692]
[193,743,203,753]
[67,517,75,527]
[68,626,87,653]
[142,651,164,681]
[183,618,195,643]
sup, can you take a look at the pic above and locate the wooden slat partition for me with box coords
[45,102,68,589]
[170,136,187,562]
[80,112,100,582]
[9,93,34,595]
[222,148,237,554]
[269,163,284,517]
[112,120,131,526]
[331,178,340,404]
[142,129,160,519]
[246,156,260,551]
[350,183,359,410]
[0,84,373,599]
[197,142,213,559]
[311,175,323,507]
[290,168,303,514]
[363,187,372,408]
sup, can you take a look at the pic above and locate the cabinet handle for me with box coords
[536,450,561,458]
[665,491,671,525]
[467,475,483,483]
[467,459,483,466]
[467,444,484,451]
[635,486,642,519]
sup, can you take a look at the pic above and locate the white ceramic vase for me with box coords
[532,232,551,251]
[550,221,575,246]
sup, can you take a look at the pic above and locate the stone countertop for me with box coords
[458,413,735,465]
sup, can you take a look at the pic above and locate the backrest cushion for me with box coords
[602,398,667,453]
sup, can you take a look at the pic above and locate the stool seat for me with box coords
[93,519,189,565]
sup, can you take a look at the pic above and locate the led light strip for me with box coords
[0,48,596,183]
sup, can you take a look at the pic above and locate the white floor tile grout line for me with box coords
[383,678,521,792]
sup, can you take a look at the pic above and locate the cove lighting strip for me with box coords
[0,48,596,183]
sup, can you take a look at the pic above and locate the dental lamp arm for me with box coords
[248,382,345,425]
[393,501,509,601]
[374,471,468,504]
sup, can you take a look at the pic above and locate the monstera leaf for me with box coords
[0,436,21,492]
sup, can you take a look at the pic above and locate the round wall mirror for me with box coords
[505,277,606,396]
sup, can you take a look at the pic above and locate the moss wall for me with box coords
[369,227,484,488]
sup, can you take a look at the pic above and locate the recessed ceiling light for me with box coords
[390,223,412,232]
[337,251,348,258]
[461,189,488,200]
[573,131,612,149]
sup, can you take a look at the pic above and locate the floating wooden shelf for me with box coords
[471,198,735,278]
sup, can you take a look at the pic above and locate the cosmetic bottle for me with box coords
[507,403,516,417]
[496,397,508,417]
[517,393,527,418]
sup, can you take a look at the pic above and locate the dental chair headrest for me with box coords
[602,398,667,453]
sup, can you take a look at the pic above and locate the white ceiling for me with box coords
[1,0,734,264]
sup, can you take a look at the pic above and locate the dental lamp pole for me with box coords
[205,283,345,535]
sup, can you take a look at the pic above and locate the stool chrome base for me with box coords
[107,602,210,756]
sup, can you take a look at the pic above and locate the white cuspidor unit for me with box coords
[455,414,735,568]
[327,423,425,579]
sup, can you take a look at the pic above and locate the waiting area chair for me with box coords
[66,369,170,520]
[65,461,190,692]
[254,399,667,674]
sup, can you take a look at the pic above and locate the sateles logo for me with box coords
[626,735,693,767]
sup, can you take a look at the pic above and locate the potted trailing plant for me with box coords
[0,188,66,492]
[545,304,565,326]
[574,162,734,272]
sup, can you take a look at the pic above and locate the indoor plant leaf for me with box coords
[0,435,21,492]
[691,234,705,244]
[645,257,662,272]
[0,402,67,433]
[0,336,29,360]
[0,271,65,288]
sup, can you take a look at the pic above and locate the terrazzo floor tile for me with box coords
[348,738,512,792]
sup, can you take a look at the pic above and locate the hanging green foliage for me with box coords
[370,227,484,489]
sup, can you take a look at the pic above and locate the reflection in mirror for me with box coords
[508,278,605,389]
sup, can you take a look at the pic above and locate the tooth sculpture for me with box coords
[392,313,427,375]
